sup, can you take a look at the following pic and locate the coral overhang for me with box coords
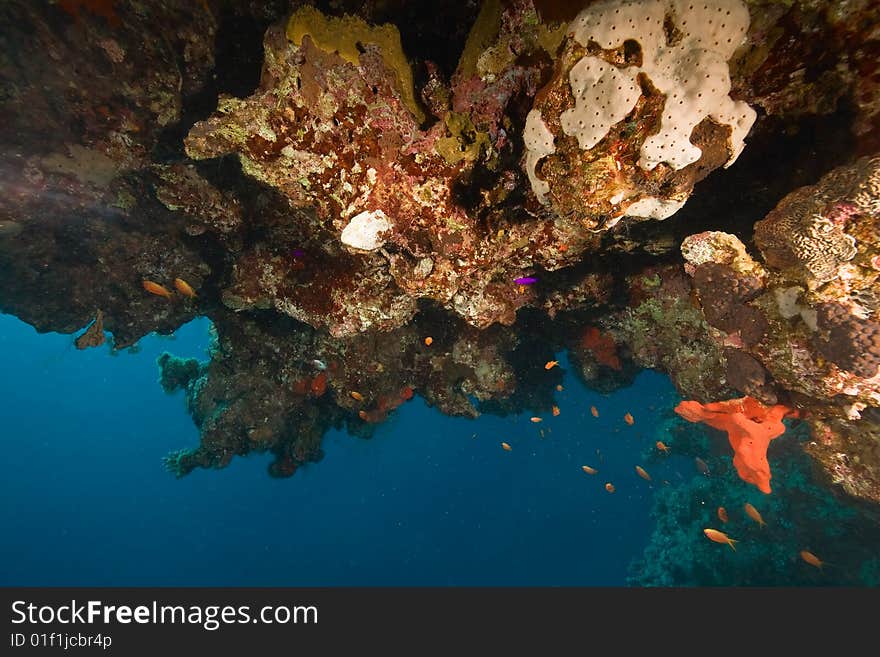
[0,0,879,509]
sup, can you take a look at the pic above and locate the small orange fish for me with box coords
[558,243,568,252]
[717,507,729,523]
[530,416,542,423]
[656,441,671,453]
[173,277,197,298]
[552,405,560,417]
[800,550,827,569]
[635,465,651,481]
[605,482,615,493]
[518,285,526,294]
[556,385,564,392]
[424,336,433,346]
[358,410,368,420]
[744,503,767,528]
[501,442,512,451]
[704,528,737,550]
[624,412,634,425]
[545,360,559,370]
[590,406,599,418]
[582,465,598,475]
[350,391,364,402]
[142,279,172,299]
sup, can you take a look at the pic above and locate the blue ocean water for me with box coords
[0,313,686,586]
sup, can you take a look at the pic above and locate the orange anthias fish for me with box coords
[695,457,711,475]
[173,277,197,298]
[358,410,368,421]
[590,406,599,418]
[552,405,560,417]
[605,482,615,493]
[582,465,598,475]
[717,507,729,523]
[545,360,559,370]
[656,441,671,453]
[624,412,635,425]
[556,385,564,392]
[800,550,828,569]
[424,336,433,346]
[635,465,651,481]
[501,442,512,452]
[142,280,172,299]
[530,416,542,423]
[350,391,364,402]
[704,528,737,550]
[744,503,767,528]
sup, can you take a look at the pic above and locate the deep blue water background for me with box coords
[1,313,682,585]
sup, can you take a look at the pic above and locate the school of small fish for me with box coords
[341,352,833,574]
[143,277,198,300]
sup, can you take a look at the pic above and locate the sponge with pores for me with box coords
[565,0,755,172]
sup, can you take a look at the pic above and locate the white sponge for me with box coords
[523,109,557,205]
[341,209,392,251]
[560,57,642,152]
[566,0,755,171]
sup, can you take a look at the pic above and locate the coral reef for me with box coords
[0,0,879,522]
[629,418,880,586]
[613,156,880,502]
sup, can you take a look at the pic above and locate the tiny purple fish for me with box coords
[514,276,538,285]
[292,248,306,258]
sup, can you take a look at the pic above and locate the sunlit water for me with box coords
[1,313,703,585]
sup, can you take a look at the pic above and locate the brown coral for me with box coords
[692,262,768,346]
[814,302,880,379]
[752,159,880,284]
[724,348,776,405]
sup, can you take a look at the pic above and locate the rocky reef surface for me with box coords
[1,0,879,566]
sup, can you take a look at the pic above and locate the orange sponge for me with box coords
[675,396,798,494]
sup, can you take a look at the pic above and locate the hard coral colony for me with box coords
[3,0,880,586]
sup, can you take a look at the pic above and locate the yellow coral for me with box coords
[455,0,503,78]
[286,5,424,123]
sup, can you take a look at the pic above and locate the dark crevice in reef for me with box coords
[153,3,278,161]
[213,6,273,99]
